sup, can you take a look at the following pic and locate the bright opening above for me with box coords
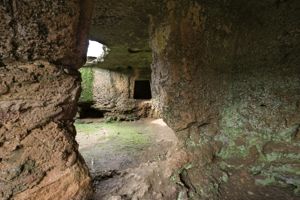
[87,40,104,57]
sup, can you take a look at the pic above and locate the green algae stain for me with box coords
[255,176,277,186]
[216,102,300,195]
[264,152,300,162]
[254,170,300,195]
[217,102,300,160]
[217,144,249,160]
[169,162,193,184]
[79,67,94,102]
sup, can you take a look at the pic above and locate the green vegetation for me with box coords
[79,67,94,102]
[74,122,102,134]
[104,122,151,147]
[75,121,151,150]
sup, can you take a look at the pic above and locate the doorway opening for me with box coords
[133,80,152,100]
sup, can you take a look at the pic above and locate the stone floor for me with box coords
[75,119,183,200]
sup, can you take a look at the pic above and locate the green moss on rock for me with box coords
[79,67,94,102]
[216,102,300,195]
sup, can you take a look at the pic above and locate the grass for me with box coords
[75,121,151,148]
[75,122,102,134]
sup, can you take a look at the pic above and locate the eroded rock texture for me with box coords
[0,1,93,199]
[0,63,92,200]
[92,68,154,120]
[0,0,92,67]
[150,0,300,199]
[88,0,159,70]
[78,66,157,120]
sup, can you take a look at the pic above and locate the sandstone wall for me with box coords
[150,0,300,199]
[83,67,155,120]
[0,1,93,199]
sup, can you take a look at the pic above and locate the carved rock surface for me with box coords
[0,0,93,199]
[87,0,160,70]
[150,0,300,199]
[78,67,156,120]
[1,0,300,199]
[0,62,92,200]
[0,0,92,67]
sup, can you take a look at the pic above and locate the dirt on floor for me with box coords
[75,118,188,200]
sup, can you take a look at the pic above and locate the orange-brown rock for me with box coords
[0,0,93,199]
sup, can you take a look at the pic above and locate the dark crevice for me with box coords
[7,0,18,60]
[77,102,104,119]
[37,22,49,39]
[92,170,121,182]
[179,169,198,198]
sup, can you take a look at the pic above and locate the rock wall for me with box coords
[150,0,300,199]
[0,1,93,199]
[79,67,156,120]
[93,68,135,114]
[84,0,162,120]
[87,0,156,71]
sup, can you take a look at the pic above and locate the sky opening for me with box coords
[87,40,104,58]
